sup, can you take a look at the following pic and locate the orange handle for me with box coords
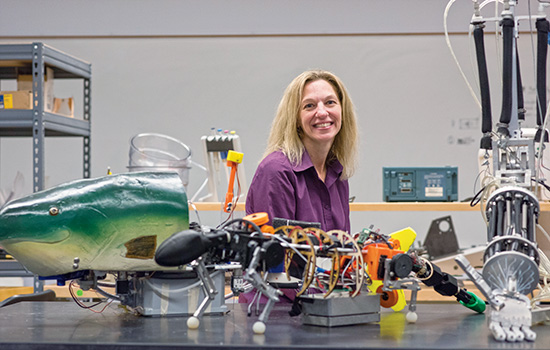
[223,162,238,213]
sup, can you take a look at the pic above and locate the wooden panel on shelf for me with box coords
[190,201,550,212]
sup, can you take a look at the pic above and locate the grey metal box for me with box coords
[300,292,380,327]
[135,269,228,317]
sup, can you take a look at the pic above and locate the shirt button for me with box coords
[324,205,330,210]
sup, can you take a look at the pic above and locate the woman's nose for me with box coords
[315,103,329,117]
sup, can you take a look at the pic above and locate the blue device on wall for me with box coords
[383,167,458,202]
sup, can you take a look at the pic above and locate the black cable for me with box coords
[516,46,525,121]
[473,23,493,149]
[221,218,264,238]
[536,18,549,142]
[69,281,106,309]
[498,17,515,137]
[470,185,486,207]
[532,178,550,192]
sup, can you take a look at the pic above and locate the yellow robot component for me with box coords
[387,226,416,252]
[226,150,243,164]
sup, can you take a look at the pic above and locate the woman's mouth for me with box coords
[314,122,333,128]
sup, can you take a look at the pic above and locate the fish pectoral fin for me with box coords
[36,228,71,244]
[124,235,157,260]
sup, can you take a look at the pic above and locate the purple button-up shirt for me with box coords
[245,150,350,233]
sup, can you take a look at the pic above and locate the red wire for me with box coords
[69,280,112,313]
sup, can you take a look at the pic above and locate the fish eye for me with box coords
[49,207,59,216]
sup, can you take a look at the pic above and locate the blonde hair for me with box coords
[263,70,358,179]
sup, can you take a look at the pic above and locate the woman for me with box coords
[246,69,359,233]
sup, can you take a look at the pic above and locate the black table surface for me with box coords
[0,300,548,350]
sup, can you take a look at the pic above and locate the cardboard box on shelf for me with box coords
[53,97,74,118]
[17,67,54,112]
[0,91,32,109]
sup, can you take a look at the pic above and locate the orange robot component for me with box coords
[376,285,400,308]
[363,240,404,282]
[361,235,408,309]
[243,212,274,234]
[223,150,244,213]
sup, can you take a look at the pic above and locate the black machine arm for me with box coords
[385,253,486,313]
[498,16,515,136]
[516,46,525,122]
[154,219,287,335]
[473,21,493,149]
[155,219,285,270]
[154,230,229,267]
[536,17,550,142]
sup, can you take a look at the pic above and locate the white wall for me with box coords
[1,0,548,248]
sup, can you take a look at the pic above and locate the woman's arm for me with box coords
[245,157,297,225]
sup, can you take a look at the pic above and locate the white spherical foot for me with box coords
[406,311,418,323]
[253,321,266,334]
[187,316,200,329]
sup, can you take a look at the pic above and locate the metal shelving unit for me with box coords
[0,42,92,193]
[0,43,92,289]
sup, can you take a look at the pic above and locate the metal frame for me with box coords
[0,42,92,287]
[0,42,92,189]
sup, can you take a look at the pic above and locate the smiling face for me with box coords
[299,79,342,151]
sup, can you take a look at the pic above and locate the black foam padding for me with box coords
[154,230,212,266]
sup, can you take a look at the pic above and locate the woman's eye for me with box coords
[303,103,314,109]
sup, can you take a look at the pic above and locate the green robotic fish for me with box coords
[0,172,189,277]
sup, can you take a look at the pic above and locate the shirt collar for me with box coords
[292,148,344,178]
